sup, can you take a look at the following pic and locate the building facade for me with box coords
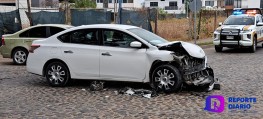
[225,0,262,10]
[145,0,185,14]
[96,0,145,9]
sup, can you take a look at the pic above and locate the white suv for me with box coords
[27,24,215,93]
[214,8,263,53]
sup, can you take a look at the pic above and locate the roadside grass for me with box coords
[197,41,213,46]
[152,16,227,41]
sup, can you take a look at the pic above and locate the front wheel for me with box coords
[215,46,223,52]
[249,37,256,53]
[45,62,70,87]
[151,64,182,93]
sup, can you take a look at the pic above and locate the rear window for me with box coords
[50,27,65,36]
[19,26,47,38]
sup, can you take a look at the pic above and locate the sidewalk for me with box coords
[189,37,214,49]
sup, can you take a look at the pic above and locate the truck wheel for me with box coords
[215,46,223,52]
[151,64,182,93]
[249,37,256,53]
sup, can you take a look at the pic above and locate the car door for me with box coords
[59,29,100,79]
[256,16,263,41]
[100,29,147,82]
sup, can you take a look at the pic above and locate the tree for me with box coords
[71,0,96,8]
[27,0,33,26]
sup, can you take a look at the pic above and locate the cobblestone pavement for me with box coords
[0,46,263,119]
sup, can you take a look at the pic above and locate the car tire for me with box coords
[215,46,223,52]
[12,48,28,65]
[249,37,256,53]
[45,62,70,87]
[151,64,182,93]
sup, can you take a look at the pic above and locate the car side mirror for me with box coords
[257,22,263,26]
[219,22,222,26]
[130,41,142,48]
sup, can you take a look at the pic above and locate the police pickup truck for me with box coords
[213,8,263,53]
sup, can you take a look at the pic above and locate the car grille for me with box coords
[183,57,206,75]
[220,29,241,41]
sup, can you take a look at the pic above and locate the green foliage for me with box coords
[158,8,168,14]
[71,0,96,8]
[184,0,190,13]
[158,8,168,20]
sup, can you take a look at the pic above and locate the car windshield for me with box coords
[224,16,255,25]
[127,28,168,46]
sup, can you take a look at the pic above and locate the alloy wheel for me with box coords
[46,62,69,86]
[13,49,27,64]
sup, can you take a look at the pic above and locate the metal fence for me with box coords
[120,8,157,32]
[30,11,65,25]
[71,9,111,26]
[0,9,22,45]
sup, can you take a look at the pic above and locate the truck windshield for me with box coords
[224,16,255,25]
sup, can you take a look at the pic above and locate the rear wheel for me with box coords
[215,46,223,52]
[45,62,70,87]
[12,48,28,65]
[151,64,182,93]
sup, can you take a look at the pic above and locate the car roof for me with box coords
[35,24,73,28]
[75,24,139,30]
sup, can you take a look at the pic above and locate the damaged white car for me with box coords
[27,24,217,93]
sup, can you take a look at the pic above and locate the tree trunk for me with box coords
[27,0,33,26]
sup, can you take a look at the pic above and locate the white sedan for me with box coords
[27,24,215,93]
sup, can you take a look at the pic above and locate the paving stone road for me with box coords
[0,46,263,119]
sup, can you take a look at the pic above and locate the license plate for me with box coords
[226,36,234,39]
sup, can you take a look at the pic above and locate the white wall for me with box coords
[247,0,260,8]
[18,0,30,8]
[134,0,145,8]
[97,0,144,9]
[145,0,185,14]
[202,0,218,7]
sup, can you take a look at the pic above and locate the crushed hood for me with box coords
[158,41,205,58]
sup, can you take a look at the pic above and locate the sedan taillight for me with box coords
[1,36,5,45]
[29,44,40,53]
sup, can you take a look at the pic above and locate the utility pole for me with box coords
[186,0,188,18]
[114,0,116,23]
[118,0,122,24]
[27,0,33,26]
[194,0,197,44]
[17,0,19,9]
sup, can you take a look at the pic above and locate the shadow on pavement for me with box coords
[218,46,262,53]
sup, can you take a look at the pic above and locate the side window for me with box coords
[258,16,263,23]
[50,27,65,36]
[58,29,98,45]
[19,30,30,37]
[28,27,46,38]
[58,32,70,43]
[103,30,136,48]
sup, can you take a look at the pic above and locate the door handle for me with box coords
[101,52,111,56]
[64,50,73,53]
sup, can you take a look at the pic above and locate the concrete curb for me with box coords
[199,44,213,49]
